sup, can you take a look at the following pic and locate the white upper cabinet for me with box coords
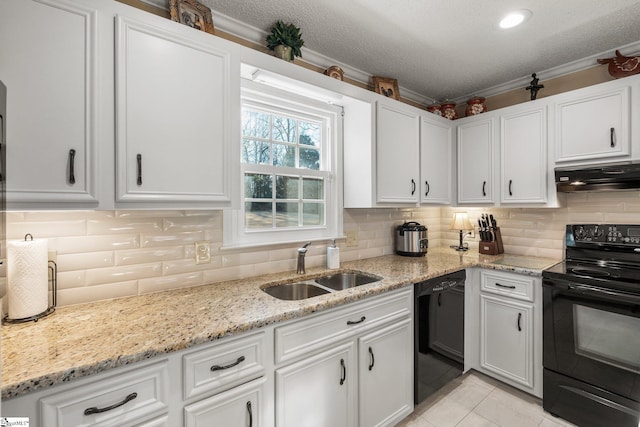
[457,117,494,204]
[376,100,420,204]
[555,83,631,164]
[115,15,235,206]
[0,0,101,208]
[420,115,453,204]
[500,105,547,204]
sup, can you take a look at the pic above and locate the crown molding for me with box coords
[133,2,638,106]
[212,10,436,106]
[452,39,640,104]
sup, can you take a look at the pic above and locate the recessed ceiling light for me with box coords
[499,9,532,29]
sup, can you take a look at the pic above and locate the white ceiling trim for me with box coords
[135,2,640,107]
[455,39,640,104]
[212,10,436,106]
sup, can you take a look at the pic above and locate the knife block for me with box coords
[479,227,504,255]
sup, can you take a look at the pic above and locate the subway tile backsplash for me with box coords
[2,190,640,307]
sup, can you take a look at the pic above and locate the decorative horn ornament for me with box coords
[597,50,640,79]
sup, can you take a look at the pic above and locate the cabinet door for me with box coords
[376,101,420,204]
[184,378,264,427]
[555,86,630,163]
[0,0,100,207]
[275,342,356,427]
[420,116,452,204]
[500,106,547,204]
[359,319,413,427]
[480,294,533,388]
[457,118,494,204]
[115,16,232,205]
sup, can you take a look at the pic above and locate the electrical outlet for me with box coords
[346,230,359,247]
[195,241,211,265]
[469,228,476,239]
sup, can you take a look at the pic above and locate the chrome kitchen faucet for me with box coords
[296,242,311,274]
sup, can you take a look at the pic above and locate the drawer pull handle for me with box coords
[517,312,522,332]
[340,358,346,385]
[411,179,416,195]
[368,346,375,371]
[508,179,513,196]
[495,282,516,289]
[247,401,253,427]
[425,180,430,197]
[482,181,487,197]
[68,149,76,185]
[346,316,366,325]
[84,392,137,415]
[211,355,246,371]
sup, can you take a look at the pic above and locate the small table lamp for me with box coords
[449,212,473,251]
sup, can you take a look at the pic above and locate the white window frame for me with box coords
[223,79,343,248]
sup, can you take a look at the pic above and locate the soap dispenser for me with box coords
[327,239,340,269]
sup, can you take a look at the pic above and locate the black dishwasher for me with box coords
[414,270,465,404]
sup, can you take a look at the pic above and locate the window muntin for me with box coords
[241,103,328,231]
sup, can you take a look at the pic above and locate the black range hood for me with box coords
[555,162,640,192]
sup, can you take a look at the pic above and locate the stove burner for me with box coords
[569,267,612,278]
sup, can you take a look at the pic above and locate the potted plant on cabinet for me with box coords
[266,20,304,62]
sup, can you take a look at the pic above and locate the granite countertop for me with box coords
[1,248,558,400]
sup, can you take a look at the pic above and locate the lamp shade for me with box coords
[449,212,473,230]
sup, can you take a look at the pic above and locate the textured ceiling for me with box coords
[180,0,640,101]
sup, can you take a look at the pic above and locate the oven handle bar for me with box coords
[564,283,640,304]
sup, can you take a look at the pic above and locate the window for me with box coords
[224,80,343,247]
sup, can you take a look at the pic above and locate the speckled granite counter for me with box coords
[1,248,558,400]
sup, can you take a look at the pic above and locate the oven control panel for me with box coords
[569,224,640,245]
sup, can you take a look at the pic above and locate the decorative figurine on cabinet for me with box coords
[525,73,544,100]
[597,50,640,79]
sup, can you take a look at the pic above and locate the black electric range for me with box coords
[542,224,640,427]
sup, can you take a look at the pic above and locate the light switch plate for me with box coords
[195,241,211,264]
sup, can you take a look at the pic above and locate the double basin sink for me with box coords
[262,271,382,301]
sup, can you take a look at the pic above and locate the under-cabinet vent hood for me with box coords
[555,162,640,192]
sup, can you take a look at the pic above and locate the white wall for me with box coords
[2,190,640,307]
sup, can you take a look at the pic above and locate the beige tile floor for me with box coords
[397,371,578,427]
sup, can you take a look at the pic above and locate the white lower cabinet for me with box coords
[480,294,533,388]
[466,269,542,398]
[276,342,357,427]
[184,377,265,427]
[274,287,414,427]
[358,319,413,427]
[2,289,414,427]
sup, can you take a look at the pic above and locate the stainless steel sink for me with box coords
[262,282,330,300]
[314,271,381,291]
[262,271,381,300]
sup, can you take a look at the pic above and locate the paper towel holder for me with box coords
[2,234,58,324]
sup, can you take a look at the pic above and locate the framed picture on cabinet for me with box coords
[372,76,400,100]
[169,0,215,35]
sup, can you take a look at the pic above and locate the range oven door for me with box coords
[543,277,640,403]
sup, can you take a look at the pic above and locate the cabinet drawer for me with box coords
[184,377,265,427]
[40,360,169,427]
[480,270,535,302]
[275,288,412,364]
[183,331,266,400]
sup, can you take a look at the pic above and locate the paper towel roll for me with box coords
[7,237,49,319]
